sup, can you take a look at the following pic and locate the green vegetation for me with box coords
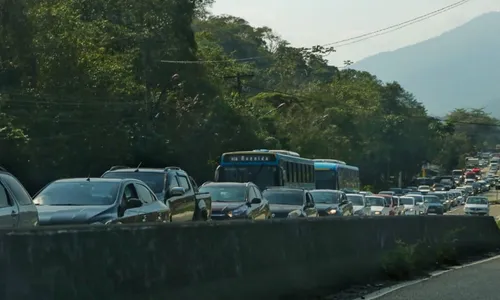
[0,0,498,192]
[382,229,462,280]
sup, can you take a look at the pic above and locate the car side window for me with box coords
[134,183,154,204]
[2,176,33,205]
[306,193,314,205]
[123,184,138,200]
[167,173,179,188]
[247,186,256,201]
[0,184,10,208]
[252,186,262,199]
[177,175,191,191]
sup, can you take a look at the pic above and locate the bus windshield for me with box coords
[217,165,279,190]
[315,170,337,189]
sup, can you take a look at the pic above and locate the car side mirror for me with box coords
[126,198,142,209]
[250,197,261,204]
[169,186,185,196]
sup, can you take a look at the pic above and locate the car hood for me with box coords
[426,203,443,207]
[371,206,384,212]
[270,204,302,213]
[211,202,246,212]
[37,205,112,225]
[315,203,338,211]
[353,205,364,212]
[403,204,415,209]
[465,204,488,209]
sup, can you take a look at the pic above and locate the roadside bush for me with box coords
[435,228,462,266]
[381,240,421,280]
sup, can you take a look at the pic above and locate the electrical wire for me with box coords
[321,0,472,47]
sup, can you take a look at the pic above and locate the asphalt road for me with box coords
[370,256,500,300]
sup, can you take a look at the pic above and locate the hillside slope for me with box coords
[351,12,500,117]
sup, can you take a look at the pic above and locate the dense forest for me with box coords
[1,0,499,192]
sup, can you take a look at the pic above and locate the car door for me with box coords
[117,183,144,224]
[339,192,353,216]
[169,173,195,222]
[252,186,269,219]
[134,182,158,223]
[1,175,38,227]
[0,182,18,228]
[246,186,259,219]
[303,192,317,217]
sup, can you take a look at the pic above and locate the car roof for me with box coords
[264,187,304,192]
[106,168,166,173]
[53,178,127,183]
[202,182,248,187]
[310,189,342,193]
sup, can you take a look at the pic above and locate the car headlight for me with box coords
[288,211,301,218]
[91,222,104,225]
[373,211,381,215]
[228,207,247,218]
[327,209,337,215]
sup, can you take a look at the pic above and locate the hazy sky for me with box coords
[210,0,499,66]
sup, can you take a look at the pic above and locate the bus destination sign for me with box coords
[223,154,276,162]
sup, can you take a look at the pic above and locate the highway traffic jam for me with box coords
[0,150,496,228]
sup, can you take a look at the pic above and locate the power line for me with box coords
[321,0,472,47]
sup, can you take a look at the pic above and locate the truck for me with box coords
[101,166,211,221]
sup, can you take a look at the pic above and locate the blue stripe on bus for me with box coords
[314,162,359,171]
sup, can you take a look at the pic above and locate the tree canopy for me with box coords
[0,0,497,192]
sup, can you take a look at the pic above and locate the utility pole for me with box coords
[223,73,254,96]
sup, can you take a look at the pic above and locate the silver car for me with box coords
[347,193,371,216]
[0,167,39,227]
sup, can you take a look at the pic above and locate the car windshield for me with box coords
[424,196,441,204]
[102,171,164,193]
[366,196,384,206]
[346,194,364,205]
[467,197,488,205]
[33,181,119,206]
[310,191,340,204]
[400,197,415,205]
[199,185,245,202]
[379,191,393,195]
[430,193,445,201]
[408,195,423,203]
[263,190,303,206]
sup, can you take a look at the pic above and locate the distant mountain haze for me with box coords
[351,12,500,117]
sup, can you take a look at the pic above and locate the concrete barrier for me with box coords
[0,216,499,300]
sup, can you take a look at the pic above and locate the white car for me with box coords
[365,196,390,216]
[417,185,430,192]
[400,196,422,215]
[347,194,371,216]
[464,196,489,216]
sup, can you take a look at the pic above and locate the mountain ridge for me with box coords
[351,11,500,117]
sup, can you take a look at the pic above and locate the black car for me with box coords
[101,166,211,221]
[263,187,318,218]
[422,195,444,215]
[199,182,270,220]
[34,178,171,225]
[309,189,353,216]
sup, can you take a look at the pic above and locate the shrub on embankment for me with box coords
[0,216,499,300]
[381,228,463,280]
